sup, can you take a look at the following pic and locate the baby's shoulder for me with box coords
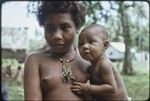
[98,57,113,69]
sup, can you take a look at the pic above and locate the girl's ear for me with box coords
[103,40,109,50]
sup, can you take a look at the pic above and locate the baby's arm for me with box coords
[89,61,117,96]
[70,80,91,94]
[71,61,117,96]
[71,63,117,96]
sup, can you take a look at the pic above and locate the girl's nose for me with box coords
[52,29,63,41]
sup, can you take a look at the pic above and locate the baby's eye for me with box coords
[89,40,97,45]
[90,41,95,43]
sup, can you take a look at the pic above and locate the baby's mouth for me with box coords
[83,50,90,54]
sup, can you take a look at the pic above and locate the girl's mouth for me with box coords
[51,43,65,49]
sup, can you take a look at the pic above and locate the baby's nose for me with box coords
[82,43,89,50]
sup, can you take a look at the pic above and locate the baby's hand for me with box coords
[70,80,91,94]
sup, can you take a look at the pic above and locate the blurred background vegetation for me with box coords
[1,1,149,100]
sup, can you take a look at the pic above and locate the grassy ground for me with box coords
[3,59,150,100]
[7,81,24,100]
[114,60,149,100]
[123,73,149,100]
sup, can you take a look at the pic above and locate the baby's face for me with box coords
[78,28,104,62]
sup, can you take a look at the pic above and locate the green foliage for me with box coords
[7,80,24,100]
[27,39,38,52]
[123,73,149,100]
[113,60,149,100]
[2,59,19,69]
[27,39,42,53]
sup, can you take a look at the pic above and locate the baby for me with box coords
[71,24,129,100]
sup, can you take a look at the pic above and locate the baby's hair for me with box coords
[81,24,109,41]
[37,1,86,29]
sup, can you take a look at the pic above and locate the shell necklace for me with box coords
[50,48,77,83]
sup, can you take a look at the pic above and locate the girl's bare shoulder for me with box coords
[26,49,52,61]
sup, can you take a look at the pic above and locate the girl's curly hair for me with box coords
[37,1,86,29]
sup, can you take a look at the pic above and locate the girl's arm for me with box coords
[24,54,42,100]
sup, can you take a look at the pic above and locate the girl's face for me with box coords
[44,13,77,53]
[78,28,104,62]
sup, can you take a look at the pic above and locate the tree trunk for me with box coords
[119,2,135,75]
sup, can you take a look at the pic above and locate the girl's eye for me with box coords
[46,27,55,33]
[61,25,70,32]
[45,25,56,34]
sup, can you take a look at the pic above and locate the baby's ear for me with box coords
[103,40,109,49]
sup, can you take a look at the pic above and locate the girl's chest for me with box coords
[40,60,88,89]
